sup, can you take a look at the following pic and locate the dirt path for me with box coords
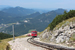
[8,37,45,50]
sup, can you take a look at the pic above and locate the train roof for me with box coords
[31,31,37,32]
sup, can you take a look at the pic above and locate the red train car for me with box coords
[31,31,37,37]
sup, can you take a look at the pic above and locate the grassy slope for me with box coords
[39,17,75,47]
[54,17,75,30]
[39,17,75,39]
[0,35,26,50]
[53,17,75,46]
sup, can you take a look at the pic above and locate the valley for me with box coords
[0,7,65,36]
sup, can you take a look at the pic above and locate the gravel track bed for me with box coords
[8,37,45,50]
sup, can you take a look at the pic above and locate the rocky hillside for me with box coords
[40,17,75,47]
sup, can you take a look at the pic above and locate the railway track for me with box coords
[27,38,75,50]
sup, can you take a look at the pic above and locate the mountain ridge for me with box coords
[1,6,36,16]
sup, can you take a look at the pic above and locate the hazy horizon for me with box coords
[0,0,75,11]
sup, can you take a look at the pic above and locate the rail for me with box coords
[27,38,75,50]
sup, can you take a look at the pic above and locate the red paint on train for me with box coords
[31,31,37,37]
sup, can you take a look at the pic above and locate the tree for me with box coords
[48,10,75,30]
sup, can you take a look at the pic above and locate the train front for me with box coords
[31,31,37,37]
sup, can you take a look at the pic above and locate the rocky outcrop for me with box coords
[40,22,75,43]
[40,29,51,39]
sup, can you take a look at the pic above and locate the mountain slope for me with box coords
[39,10,75,47]
[0,11,40,24]
[0,11,13,24]
[34,9,66,22]
[40,17,75,48]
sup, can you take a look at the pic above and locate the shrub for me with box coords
[48,10,75,30]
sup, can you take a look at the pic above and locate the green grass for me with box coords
[0,38,12,50]
[70,33,75,41]
[0,35,26,50]
[54,17,75,30]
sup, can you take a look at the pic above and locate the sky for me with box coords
[0,0,75,10]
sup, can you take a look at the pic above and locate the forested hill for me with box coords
[0,32,13,40]
[0,11,40,24]
[48,10,75,30]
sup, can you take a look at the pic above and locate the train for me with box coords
[27,31,37,37]
[31,31,37,37]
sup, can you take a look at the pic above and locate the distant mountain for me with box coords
[54,8,67,14]
[34,9,49,14]
[0,5,11,10]
[1,6,36,16]
[23,12,40,18]
[2,8,66,36]
[34,9,66,22]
